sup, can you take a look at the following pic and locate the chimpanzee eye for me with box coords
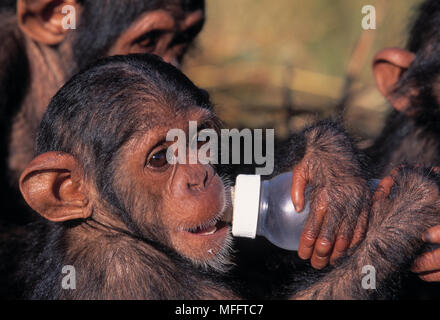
[148,149,169,168]
[133,30,164,49]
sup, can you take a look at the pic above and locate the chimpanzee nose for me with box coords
[187,165,214,192]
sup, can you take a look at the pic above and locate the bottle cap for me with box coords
[232,174,261,238]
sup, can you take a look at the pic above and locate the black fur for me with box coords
[14,54,234,299]
[365,0,440,298]
[15,54,433,300]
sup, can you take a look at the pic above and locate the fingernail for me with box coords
[422,231,432,243]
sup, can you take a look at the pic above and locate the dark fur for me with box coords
[14,54,235,299]
[5,55,338,299]
[36,54,212,220]
[365,0,440,298]
[0,0,205,226]
[0,14,31,225]
[17,218,236,299]
[289,167,440,299]
[72,0,204,71]
[9,54,439,300]
[367,0,440,177]
[4,0,440,300]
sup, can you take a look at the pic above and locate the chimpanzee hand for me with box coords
[411,226,440,282]
[290,166,440,300]
[289,121,370,269]
[365,166,440,274]
[411,167,440,282]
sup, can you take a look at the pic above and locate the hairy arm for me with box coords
[291,168,440,299]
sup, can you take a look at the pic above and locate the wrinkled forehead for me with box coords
[137,103,215,132]
[115,103,216,155]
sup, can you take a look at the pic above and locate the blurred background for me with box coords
[183,0,422,146]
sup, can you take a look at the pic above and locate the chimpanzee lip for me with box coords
[181,208,230,236]
[186,220,228,236]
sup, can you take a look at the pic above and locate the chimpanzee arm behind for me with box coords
[290,168,440,299]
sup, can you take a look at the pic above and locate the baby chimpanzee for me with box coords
[16,54,440,299]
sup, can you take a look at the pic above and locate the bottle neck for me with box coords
[256,179,269,236]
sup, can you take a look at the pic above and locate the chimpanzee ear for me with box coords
[17,0,79,45]
[372,48,417,114]
[19,152,92,222]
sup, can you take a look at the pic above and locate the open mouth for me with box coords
[186,220,228,236]
[182,205,232,237]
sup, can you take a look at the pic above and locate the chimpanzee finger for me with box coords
[418,270,440,282]
[372,175,394,202]
[411,227,440,274]
[367,175,395,226]
[297,193,327,260]
[349,205,369,248]
[329,236,349,265]
[291,163,308,212]
[329,216,356,264]
[310,209,344,269]
[423,225,440,244]
[412,248,440,273]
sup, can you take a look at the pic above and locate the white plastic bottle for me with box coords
[231,173,380,251]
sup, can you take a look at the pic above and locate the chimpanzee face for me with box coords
[108,8,205,68]
[111,105,232,271]
[17,1,205,69]
[19,54,233,273]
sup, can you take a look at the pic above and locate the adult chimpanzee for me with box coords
[15,54,440,299]
[0,0,205,224]
[367,0,440,285]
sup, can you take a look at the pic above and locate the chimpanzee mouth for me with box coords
[180,184,233,237]
[186,220,229,236]
[182,207,231,237]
